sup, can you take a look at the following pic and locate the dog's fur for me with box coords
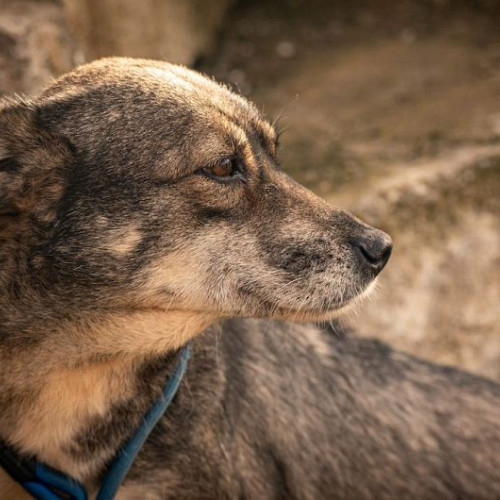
[0,58,499,500]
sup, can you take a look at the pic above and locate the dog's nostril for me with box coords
[353,230,393,273]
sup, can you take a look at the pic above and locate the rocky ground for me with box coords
[202,0,500,379]
[1,0,499,379]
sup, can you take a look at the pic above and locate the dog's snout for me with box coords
[352,229,392,274]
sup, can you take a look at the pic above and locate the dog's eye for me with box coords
[201,157,244,183]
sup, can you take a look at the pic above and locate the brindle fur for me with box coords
[0,58,499,500]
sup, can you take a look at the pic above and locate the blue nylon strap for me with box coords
[24,482,65,500]
[95,343,191,500]
[31,463,87,500]
[1,343,191,500]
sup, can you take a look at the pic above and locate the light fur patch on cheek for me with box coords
[146,251,207,293]
[138,230,258,311]
[138,235,219,307]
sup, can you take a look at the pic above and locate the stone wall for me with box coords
[204,0,500,380]
[0,0,76,96]
[63,0,234,65]
[0,0,233,96]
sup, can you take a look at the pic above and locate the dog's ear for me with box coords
[0,97,73,223]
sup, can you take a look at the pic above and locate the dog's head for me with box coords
[0,58,391,352]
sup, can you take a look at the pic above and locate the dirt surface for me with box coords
[202,0,500,379]
[204,0,500,193]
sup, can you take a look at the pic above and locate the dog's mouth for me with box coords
[154,282,374,323]
[261,278,378,322]
[187,276,379,323]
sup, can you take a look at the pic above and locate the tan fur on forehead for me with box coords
[101,224,142,255]
[255,118,278,156]
[258,119,277,140]
[220,121,247,147]
[240,140,259,171]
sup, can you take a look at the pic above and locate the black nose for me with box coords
[352,229,393,274]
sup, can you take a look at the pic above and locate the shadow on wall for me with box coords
[1,0,499,379]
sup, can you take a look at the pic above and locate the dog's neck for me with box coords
[0,309,215,495]
[0,357,136,500]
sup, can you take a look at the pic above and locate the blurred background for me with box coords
[1,0,499,379]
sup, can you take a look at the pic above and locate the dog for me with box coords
[0,57,499,500]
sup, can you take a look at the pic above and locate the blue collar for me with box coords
[0,344,191,500]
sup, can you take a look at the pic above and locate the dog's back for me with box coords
[117,318,500,500]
